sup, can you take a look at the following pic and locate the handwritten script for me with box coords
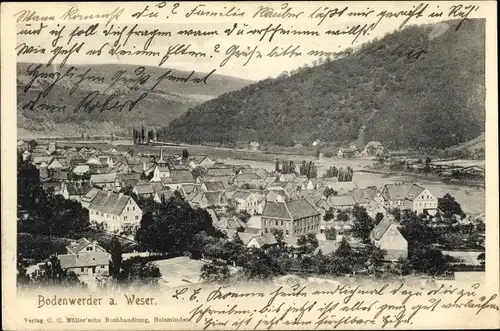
[13,1,482,113]
[167,282,499,330]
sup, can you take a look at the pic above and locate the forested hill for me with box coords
[17,63,253,138]
[165,19,485,149]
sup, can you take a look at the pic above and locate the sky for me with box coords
[14,2,482,81]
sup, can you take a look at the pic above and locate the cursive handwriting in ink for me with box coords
[73,91,148,113]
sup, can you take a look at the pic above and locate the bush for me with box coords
[17,233,71,261]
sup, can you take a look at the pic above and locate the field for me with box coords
[154,257,205,289]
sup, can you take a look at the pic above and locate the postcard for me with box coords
[1,1,499,330]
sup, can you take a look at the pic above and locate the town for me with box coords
[17,138,485,291]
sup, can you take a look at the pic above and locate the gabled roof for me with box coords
[371,218,397,241]
[66,238,91,254]
[50,169,69,181]
[206,167,235,177]
[262,198,319,220]
[134,184,155,195]
[351,186,379,204]
[161,169,195,185]
[91,173,116,183]
[66,181,92,196]
[327,195,356,207]
[181,183,201,194]
[382,183,425,201]
[231,190,253,200]
[59,251,109,268]
[234,173,260,182]
[205,191,227,206]
[88,190,136,215]
[251,234,278,247]
[203,181,225,191]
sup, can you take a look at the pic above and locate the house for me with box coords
[188,155,215,169]
[97,155,116,167]
[90,173,120,190]
[206,167,235,177]
[322,180,358,194]
[249,141,260,150]
[153,189,175,203]
[132,182,164,199]
[58,238,109,276]
[116,172,141,188]
[88,190,143,234]
[150,165,171,182]
[261,198,321,237]
[381,183,438,215]
[363,141,385,156]
[160,169,195,190]
[370,218,408,260]
[247,234,278,249]
[278,173,297,182]
[187,191,227,209]
[72,164,90,176]
[179,183,202,196]
[49,169,69,182]
[66,181,93,202]
[337,146,358,158]
[366,201,388,220]
[257,190,287,214]
[42,181,69,199]
[47,141,57,154]
[202,181,226,192]
[351,186,385,207]
[237,168,268,179]
[327,195,356,210]
[234,173,260,185]
[230,191,261,215]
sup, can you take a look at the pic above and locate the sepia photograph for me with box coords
[3,1,498,330]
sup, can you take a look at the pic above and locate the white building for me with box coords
[87,190,143,234]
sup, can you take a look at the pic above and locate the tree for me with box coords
[323,208,335,222]
[201,262,230,282]
[139,196,221,254]
[351,205,375,243]
[192,166,207,179]
[325,227,337,240]
[270,228,285,250]
[410,243,449,275]
[323,188,338,197]
[31,255,87,288]
[336,210,349,222]
[297,233,319,255]
[110,236,123,277]
[477,252,485,266]
[438,193,465,219]
[275,159,280,172]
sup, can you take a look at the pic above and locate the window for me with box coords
[86,247,92,251]
[286,230,289,235]
[101,266,105,269]
[127,207,129,211]
[135,215,139,220]
[275,220,278,226]
[81,268,84,272]
[133,206,135,211]
[124,216,128,221]
[280,220,283,226]
[264,228,268,233]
